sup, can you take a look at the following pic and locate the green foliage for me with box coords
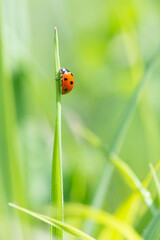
[149,163,160,206]
[1,0,160,239]
[143,211,160,240]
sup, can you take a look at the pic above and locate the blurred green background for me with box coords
[1,0,160,239]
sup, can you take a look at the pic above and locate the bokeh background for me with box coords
[1,0,160,239]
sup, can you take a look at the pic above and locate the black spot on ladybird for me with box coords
[64,88,68,92]
[71,73,73,76]
[64,78,68,81]
[70,81,73,85]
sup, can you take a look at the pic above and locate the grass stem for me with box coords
[51,27,63,240]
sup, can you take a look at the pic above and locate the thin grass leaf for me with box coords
[110,153,156,213]
[118,162,160,219]
[97,162,160,240]
[143,161,160,188]
[51,27,63,240]
[142,211,160,240]
[9,203,95,240]
[64,203,143,240]
[149,163,160,206]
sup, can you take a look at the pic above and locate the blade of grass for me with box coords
[143,161,160,188]
[51,27,63,240]
[97,161,160,240]
[142,211,160,240]
[117,161,160,218]
[110,153,155,213]
[64,203,143,240]
[149,163,160,206]
[9,203,95,240]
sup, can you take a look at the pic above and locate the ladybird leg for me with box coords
[55,77,62,81]
[55,72,63,81]
[55,75,62,80]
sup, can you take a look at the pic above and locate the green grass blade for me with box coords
[51,27,63,240]
[149,163,160,206]
[9,203,95,240]
[142,211,160,240]
[143,161,160,188]
[97,162,160,240]
[64,203,143,240]
[110,153,156,213]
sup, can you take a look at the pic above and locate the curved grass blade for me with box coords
[143,161,160,188]
[64,203,143,240]
[110,153,155,213]
[51,27,63,239]
[9,203,95,240]
[149,163,160,206]
[142,211,160,240]
[97,162,160,240]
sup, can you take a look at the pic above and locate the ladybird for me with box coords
[60,68,74,94]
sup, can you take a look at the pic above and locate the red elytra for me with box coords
[60,68,74,95]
